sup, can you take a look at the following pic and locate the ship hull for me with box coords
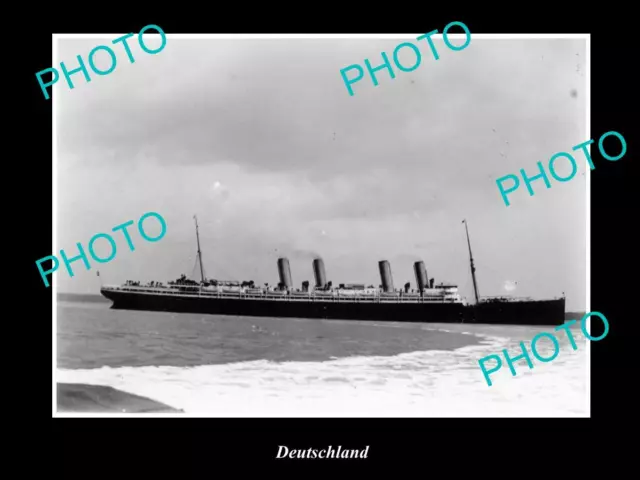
[100,288,465,323]
[467,298,566,326]
[100,289,564,325]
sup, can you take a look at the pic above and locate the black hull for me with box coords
[101,289,465,323]
[100,289,565,325]
[468,298,566,326]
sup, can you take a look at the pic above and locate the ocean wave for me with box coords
[56,330,588,417]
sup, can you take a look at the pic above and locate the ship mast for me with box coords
[462,219,480,304]
[194,215,205,284]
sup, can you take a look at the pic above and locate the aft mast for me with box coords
[462,219,480,304]
[194,215,205,284]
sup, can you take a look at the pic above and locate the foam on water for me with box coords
[57,330,588,417]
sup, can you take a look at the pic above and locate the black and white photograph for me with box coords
[53,33,588,417]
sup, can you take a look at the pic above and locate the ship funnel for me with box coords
[378,260,394,293]
[413,261,429,291]
[313,258,327,289]
[277,257,293,289]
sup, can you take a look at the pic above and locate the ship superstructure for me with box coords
[100,216,565,325]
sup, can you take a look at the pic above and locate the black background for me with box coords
[14,5,634,475]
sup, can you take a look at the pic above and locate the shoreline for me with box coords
[57,383,183,413]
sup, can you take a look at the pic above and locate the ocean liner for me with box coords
[100,217,565,325]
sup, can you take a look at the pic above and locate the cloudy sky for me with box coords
[55,35,587,310]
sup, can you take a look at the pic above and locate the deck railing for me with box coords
[479,295,565,302]
[102,285,462,304]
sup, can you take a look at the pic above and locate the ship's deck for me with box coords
[101,285,463,304]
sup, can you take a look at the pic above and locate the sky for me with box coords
[55,35,587,310]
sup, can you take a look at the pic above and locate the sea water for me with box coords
[56,297,588,416]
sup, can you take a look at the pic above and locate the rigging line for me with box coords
[191,257,199,280]
[191,254,208,283]
[200,255,207,281]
